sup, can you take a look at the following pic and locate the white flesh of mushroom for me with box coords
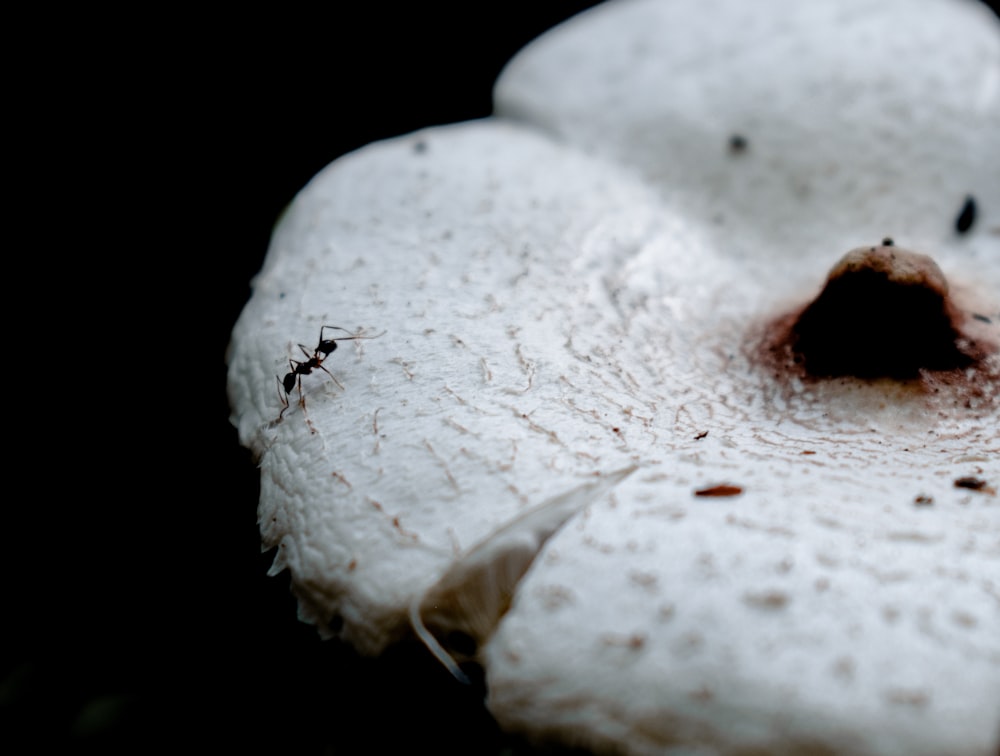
[228,0,1000,753]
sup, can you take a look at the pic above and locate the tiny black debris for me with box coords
[728,134,748,154]
[882,237,894,246]
[972,313,992,324]
[954,195,976,234]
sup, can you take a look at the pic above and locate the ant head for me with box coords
[317,339,339,357]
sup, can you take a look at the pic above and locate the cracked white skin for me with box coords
[227,0,1000,753]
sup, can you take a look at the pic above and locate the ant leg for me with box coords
[278,359,303,420]
[320,325,355,340]
[316,363,345,390]
[326,327,388,344]
[296,374,307,409]
[276,376,290,420]
[296,375,318,434]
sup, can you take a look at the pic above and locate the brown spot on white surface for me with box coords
[743,590,791,611]
[886,689,931,708]
[955,476,995,494]
[694,484,744,498]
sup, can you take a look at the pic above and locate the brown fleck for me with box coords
[331,471,352,489]
[601,632,647,650]
[886,689,930,707]
[954,476,995,494]
[913,494,934,506]
[391,516,420,541]
[743,590,790,610]
[694,430,709,440]
[628,570,659,590]
[690,686,714,703]
[832,656,855,681]
[695,484,743,497]
[347,559,357,572]
[801,450,816,455]
[535,584,575,610]
[951,610,977,628]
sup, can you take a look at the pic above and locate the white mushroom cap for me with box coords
[227,0,1000,753]
[496,0,1000,261]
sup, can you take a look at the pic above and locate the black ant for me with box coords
[277,325,380,420]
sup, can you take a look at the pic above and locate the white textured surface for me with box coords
[496,0,1000,268]
[228,0,1000,753]
[229,121,677,651]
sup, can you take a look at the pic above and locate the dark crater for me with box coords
[791,245,974,378]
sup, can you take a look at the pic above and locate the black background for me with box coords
[6,2,999,754]
[5,4,603,756]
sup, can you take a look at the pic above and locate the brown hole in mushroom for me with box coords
[795,246,971,378]
[750,243,999,405]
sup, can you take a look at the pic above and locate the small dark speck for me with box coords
[954,476,991,492]
[914,494,933,507]
[881,237,894,246]
[972,313,991,324]
[694,430,709,440]
[695,484,743,497]
[728,134,748,154]
[413,140,428,154]
[279,292,286,299]
[955,195,976,234]
[743,590,789,610]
